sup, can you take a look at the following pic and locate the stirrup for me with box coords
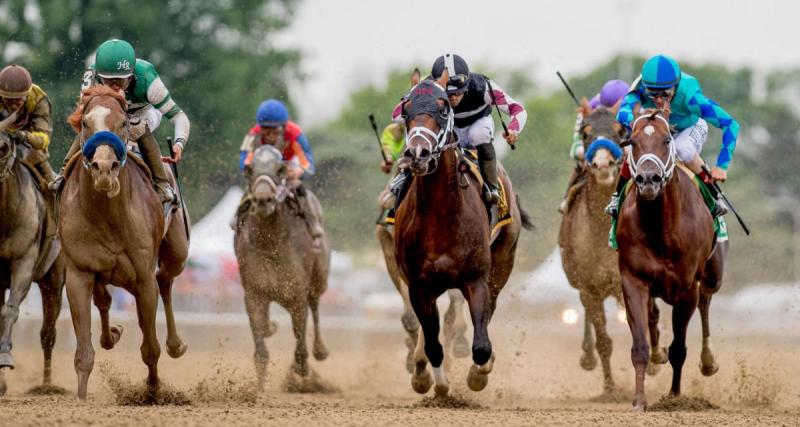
[605,193,620,217]
[711,197,728,218]
[484,184,500,204]
[49,175,65,193]
[155,183,177,205]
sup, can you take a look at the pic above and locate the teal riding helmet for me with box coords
[641,54,681,90]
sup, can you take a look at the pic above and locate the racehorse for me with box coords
[61,85,189,400]
[234,145,330,391]
[0,115,64,396]
[394,72,532,396]
[616,109,727,411]
[558,99,626,396]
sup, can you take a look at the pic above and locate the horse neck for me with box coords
[0,163,24,228]
[409,148,462,214]
[583,171,617,212]
[75,162,134,218]
[245,202,298,259]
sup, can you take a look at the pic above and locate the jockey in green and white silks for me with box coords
[606,54,740,218]
[53,39,190,204]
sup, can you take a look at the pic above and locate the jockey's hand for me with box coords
[503,132,518,145]
[381,159,393,174]
[710,166,727,182]
[288,167,303,180]
[171,141,184,163]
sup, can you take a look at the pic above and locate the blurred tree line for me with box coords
[311,55,800,288]
[1,0,301,215]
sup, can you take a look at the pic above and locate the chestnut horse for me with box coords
[60,86,189,400]
[558,99,625,396]
[394,72,532,396]
[616,109,727,411]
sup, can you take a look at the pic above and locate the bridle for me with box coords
[626,112,676,182]
[403,83,456,176]
[79,93,131,168]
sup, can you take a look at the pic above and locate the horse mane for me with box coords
[68,86,127,133]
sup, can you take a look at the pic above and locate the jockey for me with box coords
[0,64,57,184]
[239,99,323,247]
[391,54,527,204]
[53,39,190,204]
[379,122,405,174]
[559,79,628,213]
[607,54,739,218]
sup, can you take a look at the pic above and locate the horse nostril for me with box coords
[652,175,663,183]
[635,175,645,184]
[112,161,120,170]
[90,162,100,171]
[419,148,431,158]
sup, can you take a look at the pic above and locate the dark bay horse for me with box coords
[558,99,626,396]
[60,86,189,400]
[0,116,64,396]
[234,145,330,391]
[394,73,532,396]
[616,109,727,411]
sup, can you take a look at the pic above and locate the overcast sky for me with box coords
[277,0,795,125]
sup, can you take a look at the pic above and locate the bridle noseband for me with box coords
[627,113,676,181]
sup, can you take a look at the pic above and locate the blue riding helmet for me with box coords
[641,55,681,90]
[256,99,289,127]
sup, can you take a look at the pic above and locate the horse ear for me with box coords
[411,68,421,86]
[610,98,623,115]
[660,107,671,121]
[613,122,626,139]
[243,163,253,179]
[579,97,593,117]
[436,69,449,89]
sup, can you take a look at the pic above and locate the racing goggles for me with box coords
[645,88,675,101]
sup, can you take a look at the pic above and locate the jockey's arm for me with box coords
[391,101,405,124]
[570,113,584,160]
[616,91,643,130]
[483,79,527,136]
[381,123,404,161]
[148,77,190,150]
[296,132,316,175]
[289,139,313,177]
[16,92,52,151]
[686,90,740,171]
[239,131,257,171]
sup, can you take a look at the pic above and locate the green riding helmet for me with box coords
[95,39,136,78]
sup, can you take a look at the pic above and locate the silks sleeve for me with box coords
[686,90,740,170]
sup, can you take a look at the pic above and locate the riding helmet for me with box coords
[641,54,681,90]
[95,39,136,79]
[599,79,629,107]
[0,64,32,99]
[431,54,470,95]
[256,99,289,127]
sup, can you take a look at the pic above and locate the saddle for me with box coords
[458,149,513,242]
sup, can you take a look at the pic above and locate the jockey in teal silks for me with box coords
[606,54,739,218]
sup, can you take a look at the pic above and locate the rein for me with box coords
[627,113,676,180]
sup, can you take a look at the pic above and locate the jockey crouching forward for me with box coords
[52,39,190,204]
[238,99,323,249]
[0,64,57,184]
[607,54,739,219]
[386,54,527,220]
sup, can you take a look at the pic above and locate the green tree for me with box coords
[1,0,301,215]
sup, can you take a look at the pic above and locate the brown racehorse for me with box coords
[394,72,532,396]
[616,109,727,411]
[60,86,189,400]
[559,99,626,396]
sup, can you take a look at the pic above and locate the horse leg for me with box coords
[309,295,328,361]
[243,287,270,391]
[621,274,651,411]
[38,262,64,386]
[65,266,95,400]
[134,277,161,394]
[401,289,419,374]
[647,297,668,376]
[668,297,697,397]
[582,292,616,394]
[463,280,495,392]
[443,289,470,359]
[578,292,597,371]
[156,271,187,358]
[409,290,446,396]
[0,251,37,369]
[289,304,310,377]
[698,290,718,376]
[93,284,123,350]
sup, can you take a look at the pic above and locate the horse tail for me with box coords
[515,193,535,231]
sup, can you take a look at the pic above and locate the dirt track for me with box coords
[1,304,798,426]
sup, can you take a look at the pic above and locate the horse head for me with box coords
[622,108,675,201]
[401,71,453,175]
[244,145,290,217]
[68,86,129,198]
[578,98,625,187]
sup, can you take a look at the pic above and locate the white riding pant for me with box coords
[454,115,494,148]
[674,118,708,163]
[133,106,163,133]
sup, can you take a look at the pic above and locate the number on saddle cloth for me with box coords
[81,130,127,166]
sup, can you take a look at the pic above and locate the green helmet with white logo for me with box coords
[95,39,136,78]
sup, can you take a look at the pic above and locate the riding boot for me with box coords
[605,175,630,217]
[296,184,324,250]
[138,129,176,204]
[49,136,82,192]
[703,181,729,218]
[477,143,500,204]
[385,169,410,223]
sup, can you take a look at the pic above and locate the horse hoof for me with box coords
[0,352,15,369]
[467,364,489,392]
[452,336,471,359]
[313,345,329,361]
[646,362,660,376]
[167,340,188,359]
[650,347,668,365]
[434,383,449,397]
[580,353,598,371]
[101,325,124,350]
[411,365,433,394]
[700,361,719,377]
[265,321,278,338]
[631,402,647,412]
